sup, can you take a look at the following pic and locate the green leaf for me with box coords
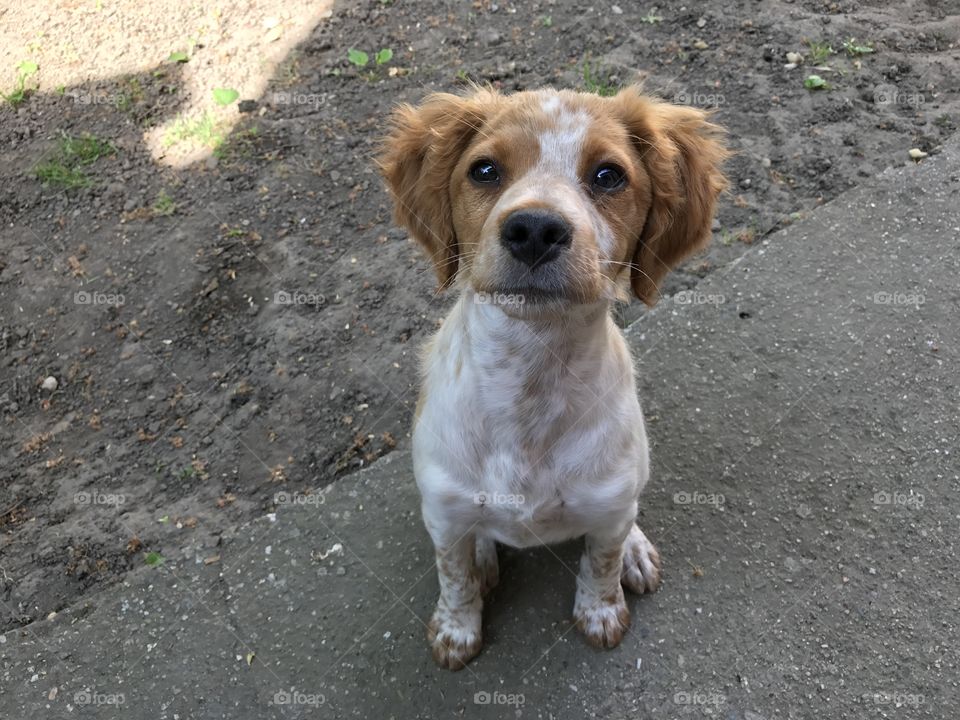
[844,39,874,56]
[347,48,369,67]
[144,551,165,566]
[804,74,827,90]
[375,48,393,65]
[168,51,189,63]
[17,60,38,76]
[212,87,239,106]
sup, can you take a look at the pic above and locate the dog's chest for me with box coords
[417,333,643,545]
[413,299,648,546]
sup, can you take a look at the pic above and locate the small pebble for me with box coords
[41,376,58,391]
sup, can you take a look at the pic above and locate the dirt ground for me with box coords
[1,0,957,633]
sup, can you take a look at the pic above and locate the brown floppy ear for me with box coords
[378,88,496,289]
[615,89,728,305]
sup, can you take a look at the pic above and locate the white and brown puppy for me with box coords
[379,86,726,670]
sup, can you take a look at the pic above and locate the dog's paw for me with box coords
[428,607,482,671]
[475,537,499,597]
[621,524,662,595]
[574,590,630,649]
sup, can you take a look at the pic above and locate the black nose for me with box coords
[500,210,572,269]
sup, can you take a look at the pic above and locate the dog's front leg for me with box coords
[427,532,483,670]
[574,522,633,648]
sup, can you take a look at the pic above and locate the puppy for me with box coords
[379,86,726,670]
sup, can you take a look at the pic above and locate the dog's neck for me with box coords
[458,288,614,370]
[449,289,628,452]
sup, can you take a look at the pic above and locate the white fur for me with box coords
[414,292,648,550]
[414,289,658,664]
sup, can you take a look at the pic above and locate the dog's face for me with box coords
[379,87,727,308]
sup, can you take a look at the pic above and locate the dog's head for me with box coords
[379,86,727,309]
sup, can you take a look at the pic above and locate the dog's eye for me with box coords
[469,160,501,185]
[592,164,627,192]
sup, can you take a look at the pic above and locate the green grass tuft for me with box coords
[33,132,115,189]
[582,59,618,97]
[165,112,225,149]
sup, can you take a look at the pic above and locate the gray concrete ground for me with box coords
[2,140,958,719]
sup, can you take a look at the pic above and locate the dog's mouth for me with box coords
[476,260,599,307]
[471,283,600,314]
[474,286,566,307]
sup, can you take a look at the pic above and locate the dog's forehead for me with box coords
[534,93,590,172]
[495,91,592,129]
[483,91,602,174]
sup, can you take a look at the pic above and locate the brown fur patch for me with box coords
[613,90,730,305]
[378,88,501,288]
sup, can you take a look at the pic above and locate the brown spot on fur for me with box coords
[379,88,501,287]
[590,545,626,603]
[613,91,729,305]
